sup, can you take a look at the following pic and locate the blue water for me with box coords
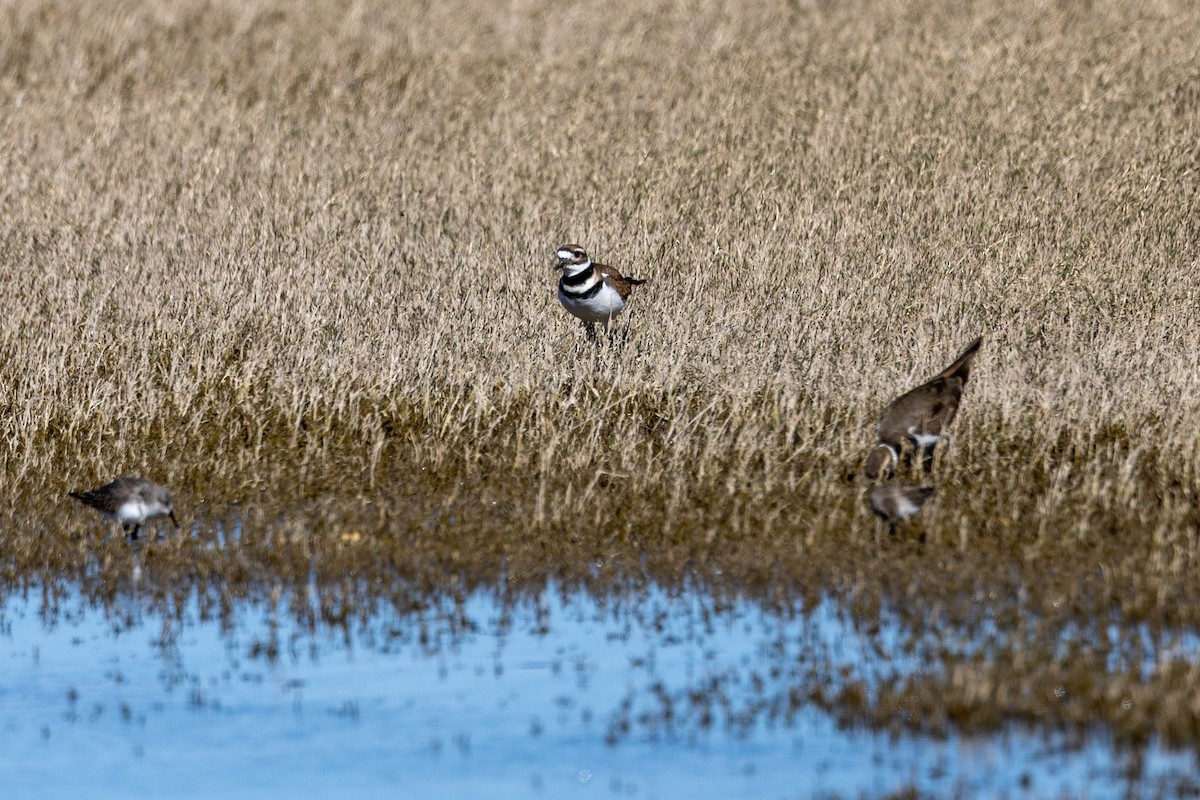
[0,581,1194,798]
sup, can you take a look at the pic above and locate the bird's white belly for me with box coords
[559,283,626,325]
[908,429,941,449]
[116,498,150,524]
[895,498,920,520]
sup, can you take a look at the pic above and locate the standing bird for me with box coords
[69,477,179,540]
[554,244,646,341]
[868,482,936,537]
[864,337,983,480]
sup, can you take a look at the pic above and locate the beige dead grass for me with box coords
[1,0,1200,744]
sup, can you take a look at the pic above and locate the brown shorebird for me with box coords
[864,337,982,480]
[867,482,936,536]
[69,477,179,540]
[554,244,647,341]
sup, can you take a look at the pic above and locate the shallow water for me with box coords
[0,579,1196,799]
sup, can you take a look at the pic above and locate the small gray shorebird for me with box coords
[69,477,179,540]
[554,244,646,341]
[864,337,983,480]
[868,482,936,536]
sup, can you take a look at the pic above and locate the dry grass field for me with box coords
[2,0,1200,746]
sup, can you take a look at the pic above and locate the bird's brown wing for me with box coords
[878,377,964,441]
[69,477,141,513]
[70,488,123,513]
[596,263,646,298]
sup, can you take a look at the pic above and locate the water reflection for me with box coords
[0,579,1195,799]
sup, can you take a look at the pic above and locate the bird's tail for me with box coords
[68,491,87,503]
[627,277,648,286]
[939,336,983,382]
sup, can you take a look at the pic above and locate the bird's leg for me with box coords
[919,444,936,475]
[128,524,140,541]
[583,322,598,344]
[602,323,627,352]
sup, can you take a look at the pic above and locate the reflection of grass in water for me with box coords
[13,581,1188,796]
[2,0,1200,751]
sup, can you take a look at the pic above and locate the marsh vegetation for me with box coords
[2,0,1200,783]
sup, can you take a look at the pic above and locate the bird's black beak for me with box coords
[553,259,565,271]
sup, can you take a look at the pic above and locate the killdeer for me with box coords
[553,244,646,340]
[867,482,935,536]
[69,477,179,540]
[864,337,983,480]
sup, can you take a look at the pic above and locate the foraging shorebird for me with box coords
[868,482,935,536]
[864,337,983,480]
[554,244,646,341]
[69,477,179,540]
